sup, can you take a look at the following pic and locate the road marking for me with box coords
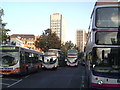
[24,75,30,78]
[81,75,85,88]
[2,78,19,81]
[0,83,10,86]
[7,79,22,88]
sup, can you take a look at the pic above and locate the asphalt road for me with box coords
[1,64,88,89]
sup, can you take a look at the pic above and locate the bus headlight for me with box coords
[52,57,57,61]
[14,70,19,73]
[98,80,103,85]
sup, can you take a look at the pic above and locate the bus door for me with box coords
[20,51,25,72]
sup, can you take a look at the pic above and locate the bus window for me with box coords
[20,52,25,64]
[96,7,119,28]
[25,52,31,63]
[93,47,120,67]
[33,54,39,63]
[95,31,120,45]
[2,52,19,66]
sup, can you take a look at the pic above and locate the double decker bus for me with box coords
[66,49,78,67]
[0,45,43,75]
[85,1,120,88]
[42,50,59,69]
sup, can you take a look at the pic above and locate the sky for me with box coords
[0,0,96,44]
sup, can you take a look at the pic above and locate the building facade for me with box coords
[50,13,66,43]
[76,30,88,52]
[10,34,42,52]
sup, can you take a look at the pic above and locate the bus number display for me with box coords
[0,47,16,50]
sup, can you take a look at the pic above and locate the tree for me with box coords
[0,8,11,45]
[78,52,84,59]
[60,41,79,55]
[0,25,10,45]
[60,41,84,59]
[35,29,61,52]
[2,29,10,41]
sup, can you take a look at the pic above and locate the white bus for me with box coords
[42,50,59,69]
[66,49,78,67]
[48,49,66,67]
[85,1,120,88]
[0,45,43,75]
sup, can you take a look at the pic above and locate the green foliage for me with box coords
[35,31,61,52]
[60,41,80,55]
[0,28,10,44]
[35,29,80,53]
[2,34,7,41]
[78,52,84,59]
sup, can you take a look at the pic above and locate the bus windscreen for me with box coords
[92,47,120,73]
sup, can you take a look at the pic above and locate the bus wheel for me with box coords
[38,66,39,69]
[37,66,40,71]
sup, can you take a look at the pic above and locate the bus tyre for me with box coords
[37,66,39,70]
[37,66,40,72]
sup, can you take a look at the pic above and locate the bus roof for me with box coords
[48,49,60,51]
[1,45,43,55]
[95,1,120,6]
[90,1,120,19]
[68,49,78,54]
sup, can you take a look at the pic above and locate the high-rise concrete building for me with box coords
[76,30,88,52]
[50,13,66,43]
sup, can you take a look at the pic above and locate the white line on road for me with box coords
[7,79,22,88]
[24,75,30,79]
[2,78,19,81]
[81,75,85,88]
[0,83,10,86]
